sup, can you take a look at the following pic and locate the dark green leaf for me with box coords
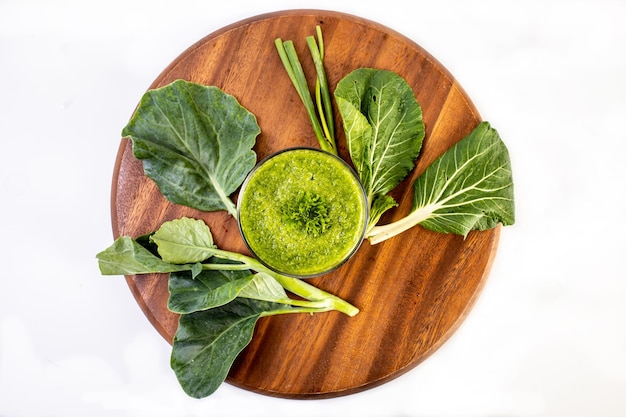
[414,122,515,236]
[367,122,515,243]
[335,69,425,205]
[171,298,289,398]
[96,236,196,276]
[168,266,254,314]
[122,80,260,216]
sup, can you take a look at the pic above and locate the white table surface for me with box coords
[1,0,624,416]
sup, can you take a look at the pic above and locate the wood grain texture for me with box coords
[110,9,501,398]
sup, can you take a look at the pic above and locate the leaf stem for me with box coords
[224,199,238,218]
[207,248,359,316]
[306,27,335,144]
[260,303,337,317]
[365,204,437,245]
[275,26,337,155]
[201,263,251,271]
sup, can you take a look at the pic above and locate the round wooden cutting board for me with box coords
[111,9,501,399]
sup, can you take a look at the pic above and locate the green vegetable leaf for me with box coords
[151,217,216,264]
[367,122,515,244]
[238,272,291,303]
[368,194,398,230]
[122,80,260,217]
[335,69,425,210]
[96,236,198,276]
[168,264,255,314]
[171,298,289,399]
[414,122,515,235]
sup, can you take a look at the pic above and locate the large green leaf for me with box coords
[96,236,199,276]
[122,80,260,217]
[168,265,254,314]
[413,122,515,235]
[151,217,216,264]
[171,298,289,398]
[367,121,514,244]
[335,69,425,205]
[168,268,294,314]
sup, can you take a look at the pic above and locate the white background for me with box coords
[1,0,625,416]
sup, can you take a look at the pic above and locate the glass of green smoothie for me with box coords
[237,148,368,278]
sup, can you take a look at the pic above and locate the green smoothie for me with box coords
[237,148,367,277]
